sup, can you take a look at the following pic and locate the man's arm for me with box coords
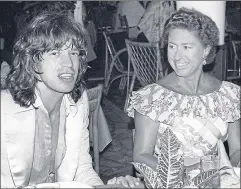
[74,91,104,186]
[1,122,16,188]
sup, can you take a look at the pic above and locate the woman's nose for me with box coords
[174,49,182,60]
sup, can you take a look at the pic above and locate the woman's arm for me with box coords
[227,119,240,167]
[133,110,159,171]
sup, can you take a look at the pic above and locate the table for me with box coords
[95,183,145,188]
[95,168,240,188]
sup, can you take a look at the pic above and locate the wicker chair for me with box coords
[226,40,241,84]
[124,39,167,111]
[86,84,103,174]
[118,14,129,36]
[103,31,134,95]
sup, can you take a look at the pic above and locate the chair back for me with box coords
[86,84,103,174]
[226,40,241,84]
[125,39,166,86]
[124,39,167,111]
[118,14,129,35]
[102,31,133,95]
[103,31,125,73]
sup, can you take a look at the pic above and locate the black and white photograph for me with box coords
[0,1,240,188]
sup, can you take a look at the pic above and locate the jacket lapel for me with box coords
[3,109,36,187]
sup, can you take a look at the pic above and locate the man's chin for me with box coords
[56,86,75,94]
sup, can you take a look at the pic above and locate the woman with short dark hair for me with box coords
[128,7,240,187]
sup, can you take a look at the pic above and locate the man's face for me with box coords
[36,42,82,94]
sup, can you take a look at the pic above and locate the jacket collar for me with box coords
[13,90,78,116]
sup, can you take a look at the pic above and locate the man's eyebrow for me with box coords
[71,48,79,51]
[181,43,194,45]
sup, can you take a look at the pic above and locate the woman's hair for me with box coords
[6,12,88,107]
[162,7,220,64]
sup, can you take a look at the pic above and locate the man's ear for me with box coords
[204,45,211,57]
[33,63,42,81]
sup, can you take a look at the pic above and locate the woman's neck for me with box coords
[175,70,204,95]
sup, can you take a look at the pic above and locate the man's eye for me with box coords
[50,51,60,56]
[79,49,87,57]
[184,46,191,49]
[70,51,80,56]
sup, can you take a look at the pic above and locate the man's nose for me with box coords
[61,53,73,67]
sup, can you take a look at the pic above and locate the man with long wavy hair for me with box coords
[1,12,140,188]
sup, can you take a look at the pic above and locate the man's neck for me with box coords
[36,83,64,114]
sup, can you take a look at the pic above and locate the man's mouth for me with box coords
[58,73,75,81]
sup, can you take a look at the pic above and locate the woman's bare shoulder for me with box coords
[156,72,178,89]
[201,73,222,92]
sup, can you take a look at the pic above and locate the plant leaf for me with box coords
[156,127,184,188]
[132,162,160,188]
[191,169,218,187]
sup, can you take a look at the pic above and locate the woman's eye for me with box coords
[168,44,176,49]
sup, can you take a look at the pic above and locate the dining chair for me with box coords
[118,14,129,36]
[102,31,134,95]
[226,40,241,84]
[124,39,168,111]
[86,84,104,174]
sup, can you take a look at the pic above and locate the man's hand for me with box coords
[107,175,141,188]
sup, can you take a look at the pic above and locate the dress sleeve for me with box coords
[74,91,104,186]
[126,84,173,123]
[217,81,240,122]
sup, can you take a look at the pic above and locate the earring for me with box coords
[203,59,207,65]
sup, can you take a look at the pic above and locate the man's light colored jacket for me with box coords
[1,90,103,188]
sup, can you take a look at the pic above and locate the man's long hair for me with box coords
[6,12,88,107]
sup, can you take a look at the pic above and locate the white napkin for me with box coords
[218,141,240,187]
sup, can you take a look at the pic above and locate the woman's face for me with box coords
[167,28,209,78]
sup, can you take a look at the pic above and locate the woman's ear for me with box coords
[204,45,211,57]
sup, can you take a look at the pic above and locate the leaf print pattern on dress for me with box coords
[157,127,184,188]
[189,169,219,188]
[132,127,184,188]
[131,162,162,188]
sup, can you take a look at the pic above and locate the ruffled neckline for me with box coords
[127,81,240,124]
[158,81,223,97]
